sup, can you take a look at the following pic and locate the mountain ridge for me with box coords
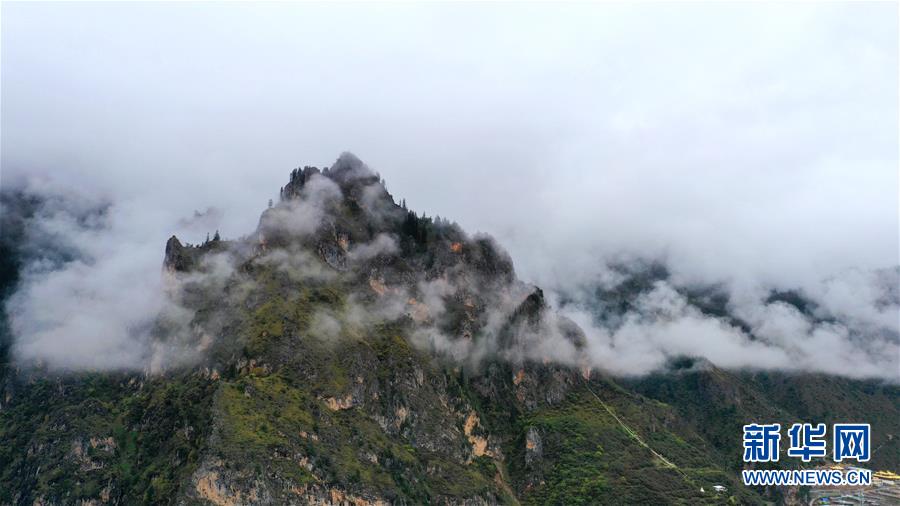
[0,155,896,505]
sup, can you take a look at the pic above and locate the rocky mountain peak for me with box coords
[326,151,377,183]
[163,235,189,272]
[279,152,379,202]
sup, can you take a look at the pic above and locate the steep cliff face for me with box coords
[0,156,896,505]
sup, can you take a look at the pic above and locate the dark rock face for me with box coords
[164,235,192,272]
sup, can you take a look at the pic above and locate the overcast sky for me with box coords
[2,2,898,375]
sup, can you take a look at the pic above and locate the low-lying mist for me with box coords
[1,154,896,382]
[2,3,896,380]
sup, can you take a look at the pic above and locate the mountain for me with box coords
[0,154,897,505]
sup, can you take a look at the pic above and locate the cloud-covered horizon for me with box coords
[2,3,897,379]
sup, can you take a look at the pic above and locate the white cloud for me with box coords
[1,2,896,378]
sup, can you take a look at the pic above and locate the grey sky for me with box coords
[2,2,897,376]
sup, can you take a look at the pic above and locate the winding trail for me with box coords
[582,378,693,484]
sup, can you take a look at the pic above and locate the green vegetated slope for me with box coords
[627,365,900,472]
[1,156,896,505]
[0,371,216,503]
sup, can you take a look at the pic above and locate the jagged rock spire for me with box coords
[163,235,191,271]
